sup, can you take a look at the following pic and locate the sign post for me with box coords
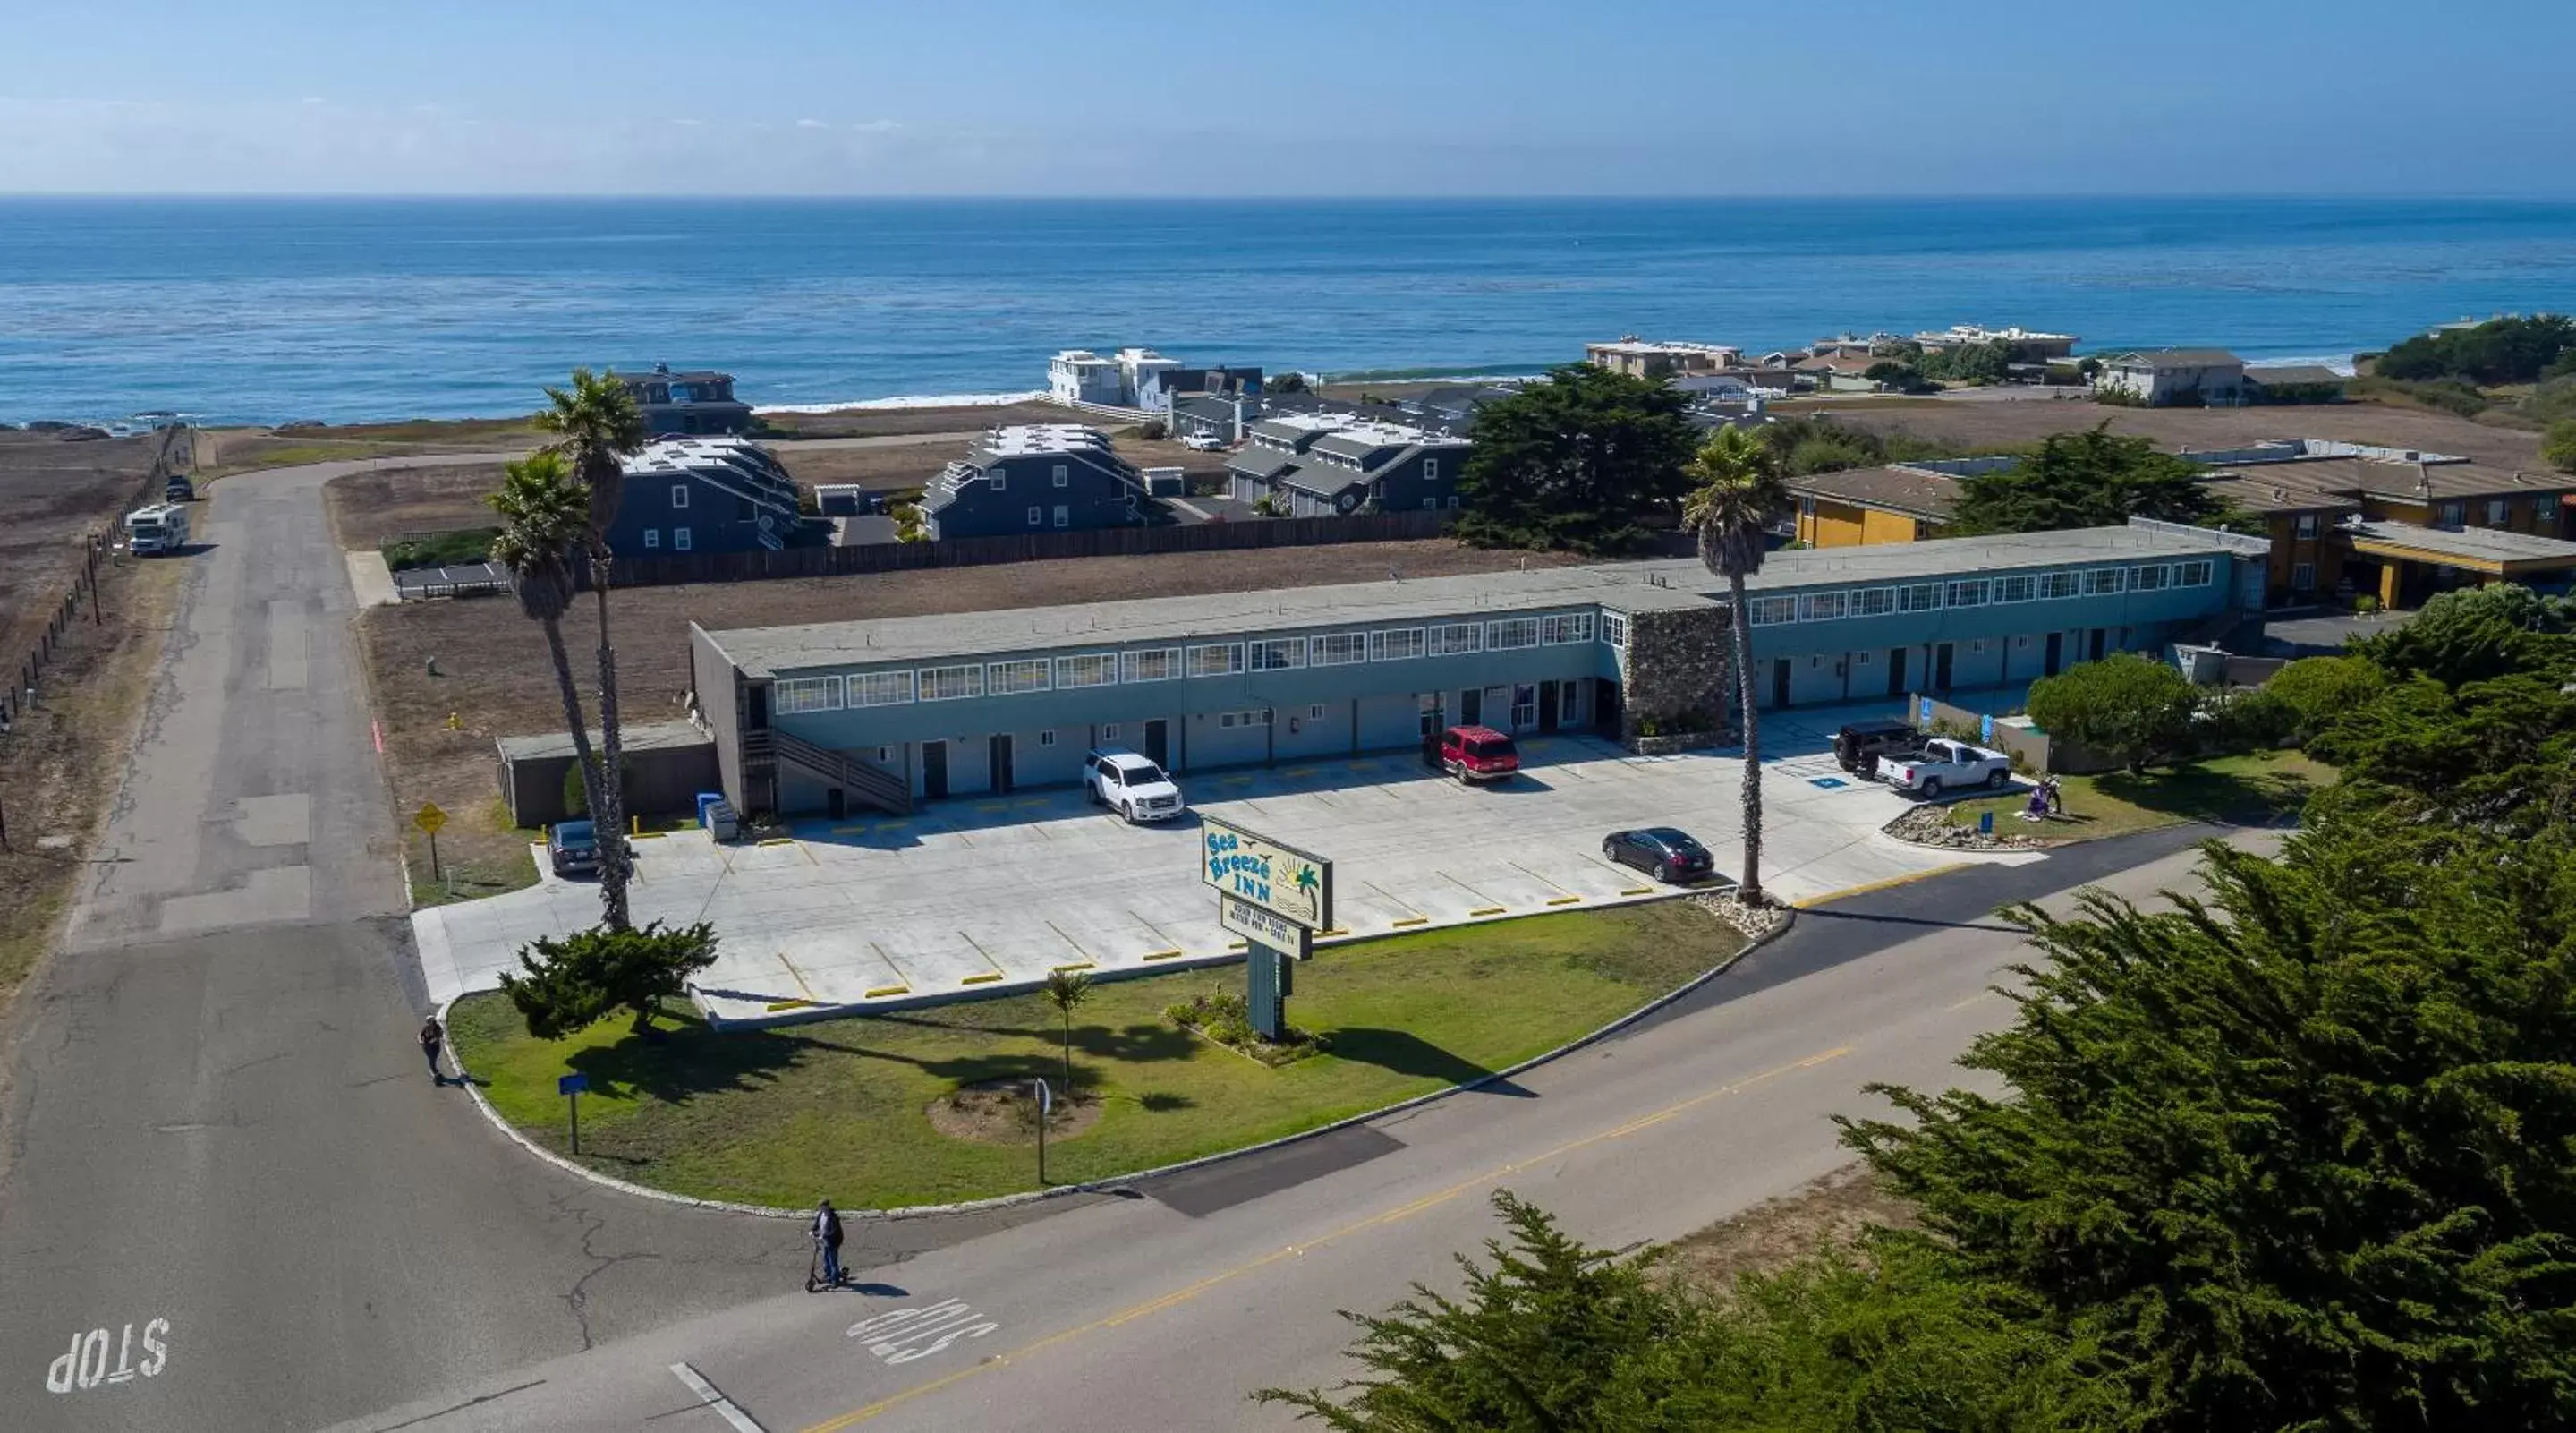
[1030,1078,1052,1186]
[413,802,448,883]
[558,1071,589,1155]
[1200,817,1332,1043]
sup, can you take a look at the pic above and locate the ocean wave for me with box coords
[1314,368,1546,385]
[754,390,1048,414]
[2240,354,2358,375]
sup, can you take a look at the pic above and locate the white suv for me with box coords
[1084,748,1185,823]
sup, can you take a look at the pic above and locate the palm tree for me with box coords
[1041,969,1094,1096]
[535,368,650,930]
[1682,426,1790,905]
[487,452,606,832]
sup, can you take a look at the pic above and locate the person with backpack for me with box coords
[812,1198,845,1289]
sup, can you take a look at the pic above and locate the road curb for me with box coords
[439,902,1798,1223]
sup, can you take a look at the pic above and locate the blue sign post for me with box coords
[558,1071,589,1155]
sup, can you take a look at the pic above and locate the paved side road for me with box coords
[330,826,2245,1433]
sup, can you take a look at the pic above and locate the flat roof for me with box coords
[2106,348,2243,367]
[703,524,2250,677]
[2342,520,2576,572]
[497,720,710,763]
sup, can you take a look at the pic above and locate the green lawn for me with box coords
[1943,749,2337,843]
[447,900,1745,1210]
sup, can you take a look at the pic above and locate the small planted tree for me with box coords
[2026,653,2200,774]
[500,921,719,1039]
[1041,968,1093,1095]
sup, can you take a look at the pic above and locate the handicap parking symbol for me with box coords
[1807,776,1849,789]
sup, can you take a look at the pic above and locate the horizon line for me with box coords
[3,190,2573,204]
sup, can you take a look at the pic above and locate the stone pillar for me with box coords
[1617,603,1732,748]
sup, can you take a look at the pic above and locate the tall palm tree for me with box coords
[535,368,650,930]
[1683,426,1790,905]
[487,452,606,831]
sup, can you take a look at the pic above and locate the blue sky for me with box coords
[4,0,2566,195]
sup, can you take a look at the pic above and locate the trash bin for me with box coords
[703,801,740,842]
[1978,811,1994,836]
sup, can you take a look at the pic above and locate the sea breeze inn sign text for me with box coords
[1199,816,1332,931]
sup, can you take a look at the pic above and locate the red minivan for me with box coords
[1438,724,1520,783]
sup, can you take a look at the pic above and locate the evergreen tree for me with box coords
[2026,652,2202,773]
[500,921,719,1038]
[1947,426,2231,535]
[1454,366,1696,555]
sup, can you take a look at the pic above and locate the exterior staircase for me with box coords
[769,728,913,817]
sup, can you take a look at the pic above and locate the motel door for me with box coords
[1934,644,1955,692]
[2087,628,2107,661]
[1459,687,1482,725]
[1885,647,1907,698]
[2044,632,2064,678]
[1538,681,1560,734]
[1142,719,1170,767]
[990,734,1015,794]
[922,740,949,800]
[1770,658,1792,710]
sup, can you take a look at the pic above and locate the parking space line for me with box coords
[1507,860,1573,899]
[1545,895,1581,906]
[867,941,914,995]
[957,930,1008,977]
[1046,921,1093,965]
[1439,871,1501,908]
[1390,916,1429,927]
[777,951,821,1003]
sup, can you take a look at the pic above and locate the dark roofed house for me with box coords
[606,437,827,558]
[919,424,1147,540]
[620,363,755,435]
[1226,413,1472,517]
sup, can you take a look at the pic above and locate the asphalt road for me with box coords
[0,444,2239,1433]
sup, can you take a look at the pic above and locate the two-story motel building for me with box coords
[685,522,2266,818]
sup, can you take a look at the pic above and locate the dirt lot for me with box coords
[758,402,1068,439]
[0,430,168,659]
[356,538,1584,888]
[323,464,510,550]
[769,441,954,492]
[1659,1161,1918,1292]
[1805,395,2553,470]
[0,554,186,1012]
[193,420,543,479]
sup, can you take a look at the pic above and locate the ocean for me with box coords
[3,195,2574,428]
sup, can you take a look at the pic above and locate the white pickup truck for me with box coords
[1881,738,2013,798]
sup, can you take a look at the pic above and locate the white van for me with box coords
[125,504,191,556]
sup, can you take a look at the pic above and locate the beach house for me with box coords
[606,437,824,558]
[2093,349,2249,406]
[917,424,1148,540]
[618,364,755,436]
[1224,414,1472,516]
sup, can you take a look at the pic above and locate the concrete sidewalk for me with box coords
[413,713,2043,1027]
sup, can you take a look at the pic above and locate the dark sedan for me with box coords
[1601,827,1717,884]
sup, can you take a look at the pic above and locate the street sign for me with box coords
[1199,816,1332,930]
[1220,894,1314,955]
[557,1072,589,1096]
[412,802,446,836]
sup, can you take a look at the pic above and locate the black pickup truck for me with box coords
[1832,718,1926,777]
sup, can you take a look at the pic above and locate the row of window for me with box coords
[987,465,1075,491]
[1743,561,2215,627]
[640,526,694,552]
[1025,506,1072,528]
[768,612,1601,712]
[2290,498,2557,538]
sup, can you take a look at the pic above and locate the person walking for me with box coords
[420,1015,448,1086]
[812,1198,846,1290]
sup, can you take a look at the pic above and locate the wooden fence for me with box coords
[581,509,1453,590]
[0,425,191,733]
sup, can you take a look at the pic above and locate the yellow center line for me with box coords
[799,1044,1853,1431]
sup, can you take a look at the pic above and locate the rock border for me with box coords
[1880,800,2053,852]
[440,905,1797,1223]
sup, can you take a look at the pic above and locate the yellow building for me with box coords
[1786,465,1961,549]
[2197,453,2576,607]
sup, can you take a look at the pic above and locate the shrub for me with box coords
[2264,655,2387,742]
[1135,419,1168,440]
[2206,687,2298,752]
[2027,653,2199,774]
[2543,418,2576,474]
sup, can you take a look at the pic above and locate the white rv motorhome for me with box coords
[125,503,191,556]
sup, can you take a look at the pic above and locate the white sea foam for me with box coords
[2241,354,2358,375]
[754,390,1049,415]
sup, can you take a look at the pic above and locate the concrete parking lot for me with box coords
[412,703,2043,1026]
